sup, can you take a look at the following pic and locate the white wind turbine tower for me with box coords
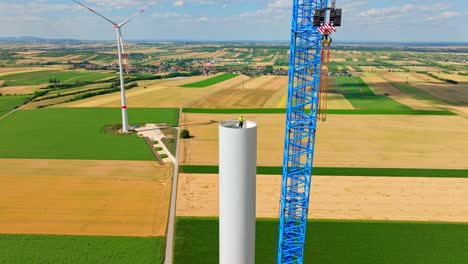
[73,0,153,133]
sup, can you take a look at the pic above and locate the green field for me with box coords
[0,95,31,117]
[0,70,116,86]
[180,73,238,88]
[335,77,411,110]
[0,234,165,264]
[181,108,454,115]
[0,108,179,160]
[175,217,468,264]
[180,165,468,178]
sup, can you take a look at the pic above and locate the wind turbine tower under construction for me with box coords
[73,0,152,133]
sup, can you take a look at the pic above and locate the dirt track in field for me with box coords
[180,113,468,169]
[0,159,172,237]
[176,174,468,222]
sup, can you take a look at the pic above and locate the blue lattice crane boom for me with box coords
[277,1,342,263]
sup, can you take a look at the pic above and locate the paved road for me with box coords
[164,112,182,264]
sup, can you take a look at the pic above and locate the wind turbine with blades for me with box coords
[72,0,153,133]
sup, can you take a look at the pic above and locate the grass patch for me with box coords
[0,108,179,160]
[175,217,468,264]
[336,76,411,110]
[182,108,454,115]
[161,128,178,156]
[0,234,165,264]
[0,70,115,86]
[0,95,31,117]
[180,73,238,88]
[180,165,468,178]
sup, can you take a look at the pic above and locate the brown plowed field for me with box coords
[176,174,468,222]
[180,113,468,169]
[0,159,172,237]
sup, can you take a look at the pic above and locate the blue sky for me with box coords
[0,0,467,42]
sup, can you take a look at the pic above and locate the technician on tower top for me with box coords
[238,115,245,128]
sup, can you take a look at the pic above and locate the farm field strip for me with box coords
[381,72,468,117]
[180,113,468,169]
[362,73,438,110]
[177,174,468,222]
[181,73,238,88]
[60,75,249,108]
[187,75,288,108]
[335,76,411,110]
[0,94,31,117]
[0,234,165,264]
[0,108,179,160]
[0,83,47,95]
[0,159,172,237]
[181,108,453,115]
[179,165,468,178]
[0,70,115,86]
[175,218,468,264]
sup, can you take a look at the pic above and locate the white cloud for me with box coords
[173,1,184,7]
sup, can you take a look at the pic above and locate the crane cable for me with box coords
[319,35,332,121]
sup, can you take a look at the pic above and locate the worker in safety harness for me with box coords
[238,115,245,128]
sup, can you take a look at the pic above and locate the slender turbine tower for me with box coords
[73,0,152,133]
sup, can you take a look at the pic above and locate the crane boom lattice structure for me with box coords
[277,0,341,263]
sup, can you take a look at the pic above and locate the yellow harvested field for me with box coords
[255,62,275,66]
[360,66,381,72]
[127,48,169,53]
[438,73,468,83]
[163,52,210,59]
[180,114,468,169]
[380,72,440,84]
[0,67,52,77]
[330,57,346,62]
[0,84,47,95]
[384,60,423,65]
[362,73,437,110]
[58,74,249,108]
[403,66,443,72]
[346,66,356,72]
[0,159,172,237]
[188,75,287,108]
[325,93,354,109]
[176,174,468,222]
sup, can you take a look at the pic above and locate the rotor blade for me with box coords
[72,0,117,25]
[118,1,157,27]
[118,9,145,27]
